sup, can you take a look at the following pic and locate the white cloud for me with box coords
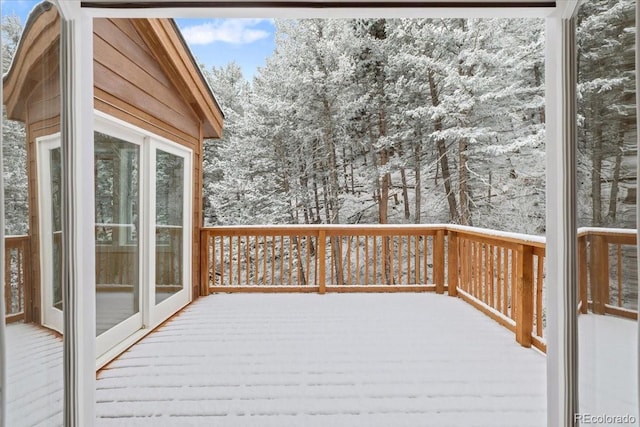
[181,19,272,46]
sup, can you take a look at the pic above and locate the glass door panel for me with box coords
[50,147,63,312]
[94,131,141,343]
[155,149,184,304]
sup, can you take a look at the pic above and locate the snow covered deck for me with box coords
[9,293,637,426]
[95,293,547,426]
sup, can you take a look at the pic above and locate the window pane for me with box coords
[95,132,140,336]
[155,149,184,304]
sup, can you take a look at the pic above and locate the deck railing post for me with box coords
[577,234,588,314]
[589,234,609,314]
[200,230,210,297]
[447,231,458,297]
[434,229,445,294]
[516,244,534,347]
[318,230,326,294]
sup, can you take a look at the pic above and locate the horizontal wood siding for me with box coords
[94,19,201,143]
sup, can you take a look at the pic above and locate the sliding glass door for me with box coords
[150,141,191,326]
[94,130,143,356]
[93,113,192,357]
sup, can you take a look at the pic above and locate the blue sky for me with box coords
[0,0,276,81]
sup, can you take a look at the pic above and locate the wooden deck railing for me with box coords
[578,227,637,320]
[447,226,547,352]
[200,225,446,294]
[202,225,638,353]
[4,235,30,323]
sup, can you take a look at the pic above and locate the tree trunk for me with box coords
[400,168,410,220]
[350,146,356,193]
[591,120,603,226]
[458,138,472,226]
[428,68,459,223]
[607,128,624,221]
[414,140,421,224]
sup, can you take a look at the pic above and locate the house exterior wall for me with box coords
[9,14,209,323]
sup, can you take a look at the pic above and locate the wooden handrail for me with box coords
[200,225,638,353]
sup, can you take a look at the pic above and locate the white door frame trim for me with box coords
[36,133,64,334]
[57,5,96,426]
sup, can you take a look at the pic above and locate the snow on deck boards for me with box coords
[95,293,547,426]
[6,323,63,427]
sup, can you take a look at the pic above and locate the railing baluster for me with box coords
[246,235,251,285]
[414,235,420,285]
[318,230,326,294]
[254,235,259,285]
[511,249,517,320]
[423,235,428,285]
[288,235,293,286]
[347,236,352,286]
[407,234,411,285]
[397,235,403,285]
[280,235,285,286]
[617,243,623,308]
[496,245,502,314]
[383,236,396,285]
[236,235,241,286]
[355,235,360,286]
[227,236,233,286]
[434,230,445,294]
[448,231,458,297]
[372,235,377,285]
[270,236,275,285]
[536,255,544,338]
[489,245,495,308]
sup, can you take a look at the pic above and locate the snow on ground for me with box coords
[95,293,547,427]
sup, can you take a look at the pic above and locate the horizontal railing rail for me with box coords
[202,224,638,353]
[5,235,30,323]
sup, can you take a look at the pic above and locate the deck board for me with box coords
[95,293,547,426]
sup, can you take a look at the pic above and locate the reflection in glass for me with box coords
[3,3,64,425]
[577,0,638,419]
[95,132,140,336]
[155,150,184,304]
